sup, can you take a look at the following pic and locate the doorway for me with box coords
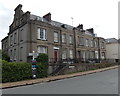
[54,50,58,62]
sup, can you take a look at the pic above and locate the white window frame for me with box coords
[69,49,73,59]
[101,52,105,59]
[86,39,89,47]
[54,32,59,42]
[69,35,73,44]
[101,42,104,49]
[62,34,66,43]
[90,51,94,59]
[95,41,97,47]
[95,51,98,59]
[37,28,47,40]
[62,49,67,59]
[80,37,84,45]
[37,46,47,54]
[90,40,93,47]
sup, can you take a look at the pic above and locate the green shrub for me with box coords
[36,63,48,78]
[2,53,49,83]
[0,50,10,61]
[36,53,48,64]
[36,53,48,78]
[94,62,116,69]
[2,60,32,83]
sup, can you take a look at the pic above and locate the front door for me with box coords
[54,50,58,62]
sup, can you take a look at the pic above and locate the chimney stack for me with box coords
[14,4,22,11]
[14,4,23,19]
[43,12,51,21]
[77,24,83,29]
[86,28,94,33]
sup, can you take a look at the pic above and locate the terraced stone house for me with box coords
[1,4,106,66]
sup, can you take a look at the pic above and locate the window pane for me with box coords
[62,49,67,59]
[37,28,46,40]
[38,46,47,54]
[40,29,44,39]
[37,28,40,39]
[69,35,73,44]
[95,41,97,47]
[80,37,84,45]
[54,32,58,42]
[69,49,73,59]
[62,34,66,43]
[43,29,46,40]
[91,40,93,47]
[86,39,89,47]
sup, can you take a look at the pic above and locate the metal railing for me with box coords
[48,58,119,75]
[49,58,120,64]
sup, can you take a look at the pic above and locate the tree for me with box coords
[0,50,10,61]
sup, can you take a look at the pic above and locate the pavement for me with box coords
[1,65,119,89]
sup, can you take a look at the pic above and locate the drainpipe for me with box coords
[97,37,101,63]
[73,28,77,62]
[60,29,62,62]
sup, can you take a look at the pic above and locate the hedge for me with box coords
[2,53,49,83]
[2,60,32,83]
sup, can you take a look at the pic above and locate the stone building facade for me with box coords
[106,38,119,62]
[2,4,106,64]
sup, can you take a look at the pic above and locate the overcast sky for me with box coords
[0,0,119,49]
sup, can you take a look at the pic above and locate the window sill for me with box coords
[54,42,59,43]
[79,44,84,46]
[62,42,66,44]
[37,39,47,41]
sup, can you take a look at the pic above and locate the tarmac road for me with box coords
[2,68,118,94]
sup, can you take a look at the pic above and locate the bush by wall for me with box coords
[2,60,32,83]
[0,50,10,62]
[2,53,49,83]
[36,53,48,78]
